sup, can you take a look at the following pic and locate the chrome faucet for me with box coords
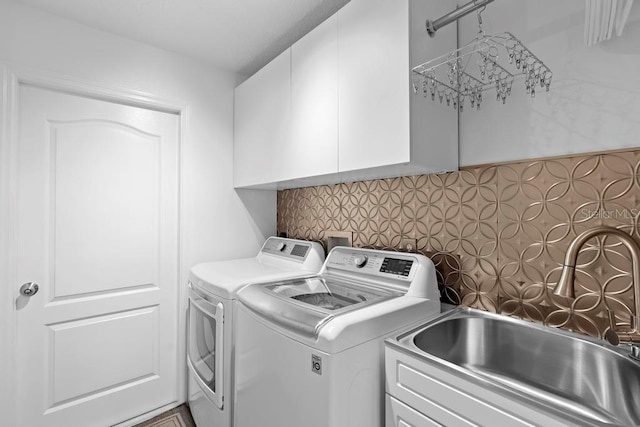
[553,226,640,359]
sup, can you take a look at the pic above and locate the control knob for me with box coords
[276,242,287,252]
[353,255,368,268]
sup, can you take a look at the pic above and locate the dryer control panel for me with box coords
[261,237,319,261]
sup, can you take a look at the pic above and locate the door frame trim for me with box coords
[0,62,189,427]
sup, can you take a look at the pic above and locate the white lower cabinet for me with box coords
[385,346,575,427]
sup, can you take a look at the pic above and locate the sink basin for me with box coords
[393,308,640,426]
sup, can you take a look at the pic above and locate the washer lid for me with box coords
[238,276,400,337]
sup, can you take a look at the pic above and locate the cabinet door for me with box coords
[290,15,339,179]
[234,49,291,187]
[409,0,458,174]
[338,0,411,172]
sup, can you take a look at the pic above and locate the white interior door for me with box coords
[15,84,179,427]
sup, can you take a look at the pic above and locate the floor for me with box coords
[132,404,196,427]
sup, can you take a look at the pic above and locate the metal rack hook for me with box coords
[425,0,494,37]
[475,0,487,36]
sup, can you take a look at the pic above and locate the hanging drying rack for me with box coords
[413,0,552,112]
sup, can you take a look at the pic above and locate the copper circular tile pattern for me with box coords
[277,149,640,340]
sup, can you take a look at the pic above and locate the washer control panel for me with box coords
[325,248,417,280]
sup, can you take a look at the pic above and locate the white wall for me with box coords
[0,0,276,418]
[458,0,640,166]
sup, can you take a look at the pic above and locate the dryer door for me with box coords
[187,282,224,409]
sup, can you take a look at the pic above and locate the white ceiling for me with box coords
[11,0,349,76]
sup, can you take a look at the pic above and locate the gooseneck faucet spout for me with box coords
[553,226,640,343]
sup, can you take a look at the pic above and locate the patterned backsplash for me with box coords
[277,148,640,340]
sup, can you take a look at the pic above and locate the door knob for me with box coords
[19,282,39,297]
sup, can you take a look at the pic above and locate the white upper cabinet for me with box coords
[338,0,411,172]
[290,14,339,180]
[338,0,458,177]
[233,0,458,189]
[234,49,291,188]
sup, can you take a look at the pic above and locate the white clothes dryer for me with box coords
[187,237,325,427]
[234,247,441,427]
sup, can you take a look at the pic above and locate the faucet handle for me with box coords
[629,313,639,335]
[605,309,620,346]
[631,344,640,361]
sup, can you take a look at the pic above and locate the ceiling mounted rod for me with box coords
[426,0,495,37]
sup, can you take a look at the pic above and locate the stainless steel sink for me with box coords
[393,308,640,426]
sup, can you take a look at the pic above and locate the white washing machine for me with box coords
[233,247,441,427]
[186,237,325,427]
